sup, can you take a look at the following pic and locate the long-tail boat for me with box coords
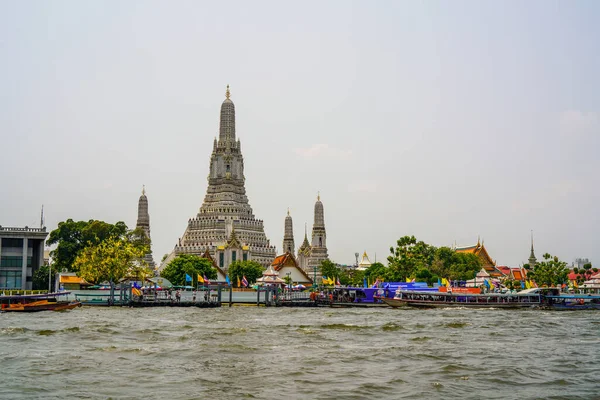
[0,292,80,312]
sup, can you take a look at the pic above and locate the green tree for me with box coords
[32,264,54,291]
[525,253,569,287]
[387,236,436,281]
[364,262,390,282]
[573,263,598,285]
[160,255,217,286]
[75,236,150,285]
[319,259,340,282]
[428,247,481,281]
[228,260,264,286]
[47,219,128,273]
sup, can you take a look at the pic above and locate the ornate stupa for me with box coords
[282,209,295,255]
[357,251,372,271]
[528,231,537,268]
[164,86,276,271]
[297,223,312,274]
[308,193,329,279]
[136,185,155,269]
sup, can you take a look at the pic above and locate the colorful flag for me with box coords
[484,279,490,288]
[237,276,241,287]
[198,274,204,284]
[185,273,192,282]
[521,281,525,289]
[406,277,411,283]
[363,277,367,288]
[441,278,447,286]
[373,278,380,288]
[446,279,451,288]
[204,274,210,285]
[242,275,248,287]
[336,277,341,286]
[226,275,231,286]
[525,280,531,289]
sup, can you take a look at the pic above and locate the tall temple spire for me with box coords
[166,88,276,271]
[136,186,155,269]
[283,209,295,255]
[309,193,328,278]
[528,230,537,268]
[219,84,236,142]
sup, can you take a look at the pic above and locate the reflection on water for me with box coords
[1,307,599,399]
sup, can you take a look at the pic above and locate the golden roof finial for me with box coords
[317,191,320,201]
[477,235,481,246]
[287,208,290,216]
[142,184,145,195]
[225,84,230,100]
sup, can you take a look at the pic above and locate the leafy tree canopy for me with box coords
[75,237,150,285]
[525,253,569,287]
[364,262,390,282]
[572,263,598,284]
[319,259,340,281]
[228,260,264,286]
[387,236,436,281]
[33,264,52,291]
[160,255,217,286]
[47,219,129,272]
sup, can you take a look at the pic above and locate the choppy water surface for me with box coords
[1,306,599,399]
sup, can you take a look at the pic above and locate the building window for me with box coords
[0,270,22,289]
[232,251,236,262]
[243,252,248,261]
[219,253,224,268]
[226,164,231,172]
[319,237,322,247]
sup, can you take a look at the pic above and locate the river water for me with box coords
[1,306,599,399]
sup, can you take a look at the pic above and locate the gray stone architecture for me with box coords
[164,86,276,271]
[282,209,295,254]
[136,186,155,270]
[308,194,329,280]
[0,226,48,290]
[528,232,537,268]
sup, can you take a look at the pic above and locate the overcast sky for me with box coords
[1,1,598,267]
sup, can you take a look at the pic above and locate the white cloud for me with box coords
[559,110,598,137]
[294,144,353,160]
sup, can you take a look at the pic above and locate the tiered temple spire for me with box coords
[528,231,537,268]
[165,86,276,271]
[136,185,155,269]
[308,193,329,280]
[283,209,295,254]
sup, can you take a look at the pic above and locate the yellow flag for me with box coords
[198,274,204,284]
[525,280,531,289]
[237,276,241,287]
[406,277,411,283]
[441,278,447,286]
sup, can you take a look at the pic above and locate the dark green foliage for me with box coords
[47,219,129,272]
[227,260,264,286]
[160,254,217,286]
[387,236,437,281]
[319,259,340,281]
[525,253,569,287]
[32,264,53,291]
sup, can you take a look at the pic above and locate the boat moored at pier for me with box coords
[0,292,81,312]
[383,289,542,308]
